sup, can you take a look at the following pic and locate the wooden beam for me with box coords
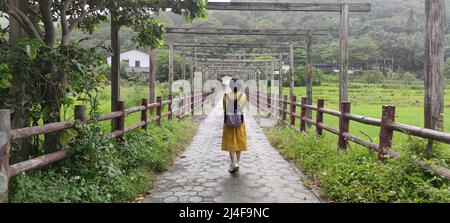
[193,58,274,63]
[339,4,349,106]
[177,52,289,58]
[207,69,257,73]
[171,42,305,49]
[166,28,328,36]
[424,0,445,153]
[205,66,260,71]
[206,2,371,12]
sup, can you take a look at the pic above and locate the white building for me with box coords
[107,49,150,73]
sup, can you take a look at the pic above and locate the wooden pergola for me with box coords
[205,1,372,107]
[165,27,329,121]
[160,41,303,101]
[109,1,445,138]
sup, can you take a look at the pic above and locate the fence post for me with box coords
[378,105,395,161]
[300,97,307,132]
[116,101,125,139]
[156,96,162,126]
[282,95,288,124]
[290,96,297,126]
[267,93,271,116]
[316,99,325,136]
[141,99,148,130]
[0,109,11,203]
[191,92,195,116]
[75,105,87,123]
[338,101,351,150]
[168,95,173,120]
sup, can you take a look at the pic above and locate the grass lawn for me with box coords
[281,82,450,159]
[63,83,167,132]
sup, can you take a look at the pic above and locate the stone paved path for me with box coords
[143,101,320,203]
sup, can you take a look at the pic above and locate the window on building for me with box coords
[135,60,141,67]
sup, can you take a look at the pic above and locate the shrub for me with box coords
[9,119,197,203]
[265,126,450,203]
[365,69,385,84]
[294,65,325,86]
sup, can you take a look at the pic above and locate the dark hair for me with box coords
[230,78,242,93]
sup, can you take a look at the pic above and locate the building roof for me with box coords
[106,49,149,59]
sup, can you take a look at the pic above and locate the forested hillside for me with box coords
[68,0,450,79]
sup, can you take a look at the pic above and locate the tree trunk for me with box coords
[8,0,37,162]
[424,0,445,154]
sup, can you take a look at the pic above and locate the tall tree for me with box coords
[0,0,207,154]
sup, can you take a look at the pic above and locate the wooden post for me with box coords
[424,0,445,154]
[191,92,195,116]
[338,101,351,150]
[75,105,87,123]
[300,97,307,132]
[182,49,186,80]
[0,109,11,203]
[290,96,297,126]
[379,106,395,161]
[149,49,156,115]
[268,93,272,115]
[115,101,125,139]
[316,99,325,135]
[111,10,120,127]
[141,99,148,130]
[289,43,295,99]
[168,95,173,120]
[189,60,194,91]
[156,97,162,126]
[279,51,283,100]
[339,4,350,107]
[168,43,174,97]
[282,95,288,123]
[306,34,313,123]
[270,58,275,81]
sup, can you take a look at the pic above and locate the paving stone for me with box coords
[163,196,178,203]
[143,102,320,203]
[188,196,203,203]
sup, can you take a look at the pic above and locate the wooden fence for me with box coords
[248,91,450,181]
[0,90,215,202]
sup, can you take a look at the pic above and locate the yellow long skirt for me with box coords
[221,93,248,152]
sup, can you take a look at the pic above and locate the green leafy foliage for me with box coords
[0,26,11,89]
[365,69,385,84]
[0,38,107,123]
[294,65,325,86]
[265,127,450,203]
[9,119,197,203]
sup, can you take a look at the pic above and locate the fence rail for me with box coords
[248,91,450,181]
[0,90,215,202]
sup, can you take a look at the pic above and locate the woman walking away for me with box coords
[222,78,248,173]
